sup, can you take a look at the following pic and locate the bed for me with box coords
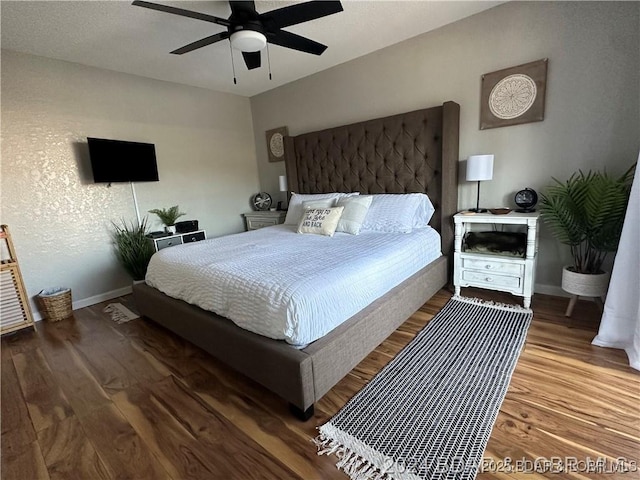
[133,101,460,419]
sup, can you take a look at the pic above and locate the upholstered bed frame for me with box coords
[133,101,459,419]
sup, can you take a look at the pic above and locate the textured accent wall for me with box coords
[250,2,640,291]
[1,51,259,313]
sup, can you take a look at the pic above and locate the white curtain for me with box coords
[592,156,640,370]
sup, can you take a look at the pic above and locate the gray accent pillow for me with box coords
[336,195,373,235]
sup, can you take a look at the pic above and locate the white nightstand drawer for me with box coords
[462,257,523,276]
[462,270,521,289]
[247,218,279,230]
[156,236,183,250]
[243,211,287,231]
[148,230,206,252]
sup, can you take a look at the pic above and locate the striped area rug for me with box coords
[315,296,532,480]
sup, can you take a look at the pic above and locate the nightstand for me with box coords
[453,211,540,308]
[148,230,206,252]
[243,211,286,231]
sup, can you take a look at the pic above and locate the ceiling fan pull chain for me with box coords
[267,44,272,81]
[229,42,237,85]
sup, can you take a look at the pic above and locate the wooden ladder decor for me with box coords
[1,224,35,334]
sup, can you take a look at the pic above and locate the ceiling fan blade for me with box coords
[268,30,327,55]
[171,32,230,55]
[132,1,230,27]
[261,1,343,29]
[242,51,261,70]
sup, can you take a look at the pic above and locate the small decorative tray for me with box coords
[489,208,512,215]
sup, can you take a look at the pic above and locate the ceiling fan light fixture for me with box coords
[230,30,267,52]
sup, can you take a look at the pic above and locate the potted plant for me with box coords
[112,217,155,282]
[148,205,186,234]
[540,165,634,314]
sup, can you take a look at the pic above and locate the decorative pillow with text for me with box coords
[284,192,358,225]
[297,207,345,237]
[301,198,336,211]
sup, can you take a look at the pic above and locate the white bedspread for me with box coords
[145,225,441,346]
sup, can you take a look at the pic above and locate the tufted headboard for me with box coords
[284,101,459,262]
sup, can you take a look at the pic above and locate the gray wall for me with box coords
[1,51,259,314]
[250,1,640,292]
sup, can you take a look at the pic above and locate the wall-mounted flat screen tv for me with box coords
[88,137,159,183]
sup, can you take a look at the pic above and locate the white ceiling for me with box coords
[1,1,501,97]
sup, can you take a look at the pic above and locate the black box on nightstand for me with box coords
[175,220,198,233]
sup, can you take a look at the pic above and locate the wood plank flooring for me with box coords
[2,289,638,479]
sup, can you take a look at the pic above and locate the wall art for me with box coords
[480,59,548,130]
[266,126,288,162]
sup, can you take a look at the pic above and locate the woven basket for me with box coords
[38,288,72,322]
[561,266,610,297]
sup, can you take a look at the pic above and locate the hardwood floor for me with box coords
[2,289,638,479]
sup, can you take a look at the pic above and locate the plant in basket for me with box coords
[540,165,634,315]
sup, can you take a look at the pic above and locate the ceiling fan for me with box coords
[132,1,343,71]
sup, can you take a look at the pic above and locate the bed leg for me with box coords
[289,403,314,421]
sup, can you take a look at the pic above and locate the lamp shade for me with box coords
[279,175,288,192]
[466,154,494,181]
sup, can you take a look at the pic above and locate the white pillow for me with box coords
[361,193,434,233]
[336,195,373,235]
[413,193,436,228]
[297,207,345,237]
[302,199,336,211]
[284,192,358,225]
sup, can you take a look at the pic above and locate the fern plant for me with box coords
[540,165,634,274]
[148,205,186,226]
[112,217,155,281]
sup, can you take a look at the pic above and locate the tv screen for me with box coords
[88,137,159,183]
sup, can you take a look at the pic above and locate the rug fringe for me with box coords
[315,424,422,480]
[453,294,532,313]
[103,303,139,324]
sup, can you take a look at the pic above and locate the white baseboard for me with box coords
[32,285,133,322]
[534,283,568,297]
[534,283,603,303]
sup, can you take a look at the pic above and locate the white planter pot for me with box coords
[561,266,610,297]
[164,225,176,234]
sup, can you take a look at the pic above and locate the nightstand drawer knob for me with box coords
[485,277,493,282]
[485,264,492,269]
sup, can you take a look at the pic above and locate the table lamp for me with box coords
[466,154,494,213]
[278,175,288,210]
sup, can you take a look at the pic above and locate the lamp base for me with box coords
[468,207,488,213]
